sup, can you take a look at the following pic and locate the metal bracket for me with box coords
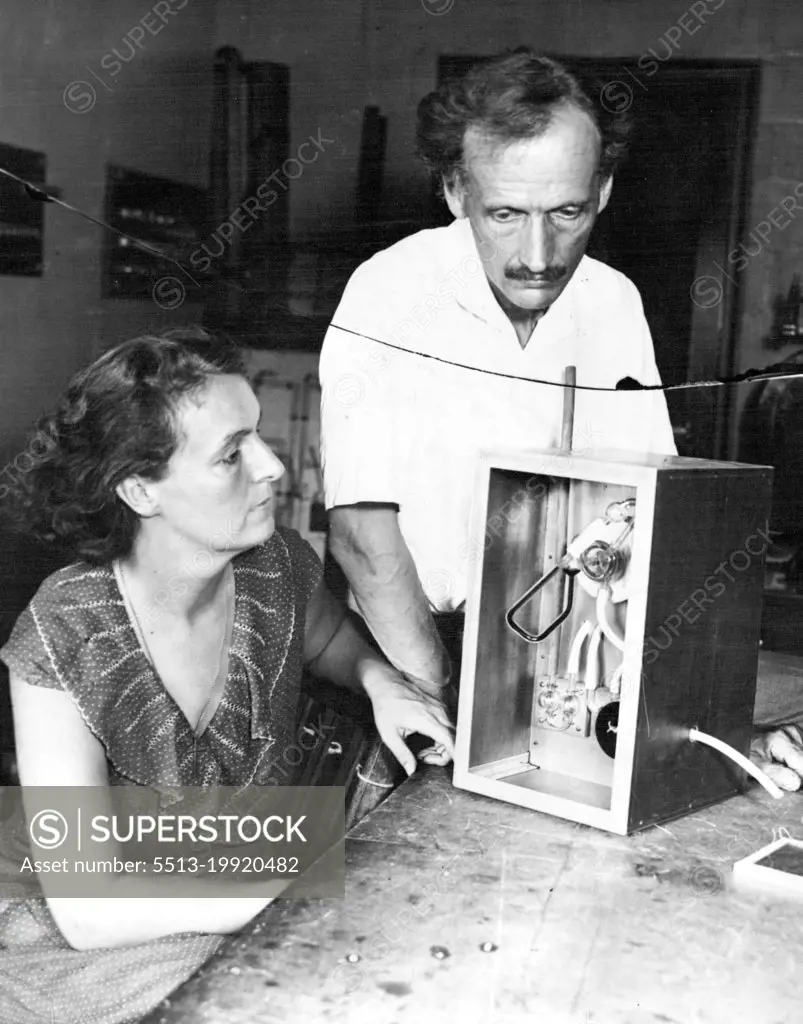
[505,567,580,643]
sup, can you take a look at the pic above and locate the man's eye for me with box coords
[221,449,241,466]
[492,210,519,223]
[554,207,584,220]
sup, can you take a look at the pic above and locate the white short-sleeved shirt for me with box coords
[319,217,677,612]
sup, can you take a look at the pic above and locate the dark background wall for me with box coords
[2,0,802,464]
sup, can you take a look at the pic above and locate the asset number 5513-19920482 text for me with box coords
[150,856,300,874]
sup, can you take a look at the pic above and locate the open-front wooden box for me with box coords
[453,448,773,835]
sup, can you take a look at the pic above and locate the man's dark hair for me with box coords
[416,49,631,191]
[2,326,247,564]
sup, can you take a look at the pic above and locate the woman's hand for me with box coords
[359,660,456,777]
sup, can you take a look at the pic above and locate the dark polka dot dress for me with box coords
[0,527,322,1024]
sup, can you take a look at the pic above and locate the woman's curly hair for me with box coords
[416,49,631,193]
[2,327,247,565]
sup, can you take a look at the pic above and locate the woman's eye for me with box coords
[221,449,241,466]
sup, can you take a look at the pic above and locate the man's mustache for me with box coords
[505,265,568,283]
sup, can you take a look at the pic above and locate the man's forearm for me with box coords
[328,506,451,692]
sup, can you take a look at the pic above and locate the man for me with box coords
[318,49,803,787]
[320,50,672,690]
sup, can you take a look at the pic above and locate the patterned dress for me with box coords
[0,527,322,1024]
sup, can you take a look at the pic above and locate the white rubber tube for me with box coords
[688,728,784,800]
[585,625,602,692]
[568,619,594,678]
[596,588,626,653]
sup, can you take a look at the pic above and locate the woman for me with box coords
[0,328,454,1024]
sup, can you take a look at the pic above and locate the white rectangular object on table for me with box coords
[732,837,803,902]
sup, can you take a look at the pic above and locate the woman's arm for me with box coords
[47,894,279,953]
[303,581,455,774]
[9,674,278,950]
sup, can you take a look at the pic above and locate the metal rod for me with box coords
[544,366,577,680]
[505,368,580,660]
[560,365,577,452]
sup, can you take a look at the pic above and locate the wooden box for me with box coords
[453,448,773,835]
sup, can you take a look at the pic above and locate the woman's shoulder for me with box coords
[24,561,119,629]
[236,526,320,565]
[235,528,323,602]
[32,560,115,601]
[0,560,122,688]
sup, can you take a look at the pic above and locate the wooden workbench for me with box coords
[141,740,803,1024]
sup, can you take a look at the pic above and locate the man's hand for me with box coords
[751,725,803,791]
[359,662,456,777]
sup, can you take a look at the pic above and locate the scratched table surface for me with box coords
[140,651,803,1024]
[141,779,803,1024]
